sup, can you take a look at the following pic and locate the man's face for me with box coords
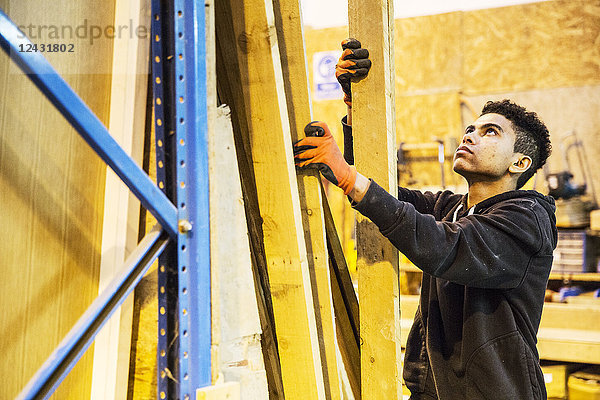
[453,113,519,181]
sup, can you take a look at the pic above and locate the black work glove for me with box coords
[335,38,371,108]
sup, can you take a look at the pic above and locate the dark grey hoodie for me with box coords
[353,181,557,400]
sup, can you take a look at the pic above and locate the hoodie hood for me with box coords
[473,189,557,247]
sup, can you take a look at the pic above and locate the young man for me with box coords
[294,39,556,399]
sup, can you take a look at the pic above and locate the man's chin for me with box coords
[453,163,476,181]
[453,162,467,176]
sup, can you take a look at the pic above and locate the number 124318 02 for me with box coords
[19,43,74,53]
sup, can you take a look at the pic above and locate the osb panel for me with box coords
[464,86,600,203]
[395,92,462,143]
[0,1,115,399]
[395,92,464,189]
[464,0,600,94]
[394,12,463,95]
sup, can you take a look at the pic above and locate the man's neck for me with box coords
[466,179,517,208]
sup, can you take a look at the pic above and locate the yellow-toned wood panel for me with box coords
[0,1,115,399]
[304,25,348,72]
[349,0,402,398]
[464,0,600,94]
[128,118,158,399]
[127,265,158,399]
[275,0,342,397]
[394,12,463,95]
[395,93,464,189]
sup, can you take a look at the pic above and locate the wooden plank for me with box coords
[272,0,342,398]
[0,1,115,398]
[323,187,361,399]
[348,0,402,398]
[197,382,241,400]
[538,303,600,364]
[90,0,149,398]
[127,82,159,399]
[216,0,325,398]
[209,105,269,397]
[214,1,285,396]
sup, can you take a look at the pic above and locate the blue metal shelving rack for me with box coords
[0,0,211,398]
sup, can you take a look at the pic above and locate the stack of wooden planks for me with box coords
[212,0,400,398]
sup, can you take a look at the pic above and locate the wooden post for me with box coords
[323,187,361,399]
[216,0,326,398]
[348,0,402,398]
[272,0,342,398]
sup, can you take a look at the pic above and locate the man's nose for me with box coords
[462,133,474,145]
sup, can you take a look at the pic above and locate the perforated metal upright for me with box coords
[151,0,211,398]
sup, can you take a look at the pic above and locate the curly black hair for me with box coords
[480,99,552,189]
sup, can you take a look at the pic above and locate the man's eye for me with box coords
[486,128,497,135]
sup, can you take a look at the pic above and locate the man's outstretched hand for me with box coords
[294,121,357,195]
[335,38,371,108]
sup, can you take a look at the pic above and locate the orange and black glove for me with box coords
[294,121,357,195]
[335,38,371,108]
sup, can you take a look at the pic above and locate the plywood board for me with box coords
[394,12,463,95]
[0,1,115,398]
[464,0,600,94]
[538,302,600,364]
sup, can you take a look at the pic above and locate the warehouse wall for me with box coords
[0,1,115,398]
[305,0,600,264]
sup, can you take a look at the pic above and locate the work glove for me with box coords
[335,38,371,108]
[294,121,357,195]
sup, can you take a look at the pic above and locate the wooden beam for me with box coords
[323,187,361,399]
[214,3,285,396]
[216,0,326,398]
[91,0,149,398]
[538,302,600,364]
[272,0,342,398]
[348,0,402,398]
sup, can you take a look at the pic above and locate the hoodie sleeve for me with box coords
[341,117,460,215]
[396,187,462,216]
[354,180,546,289]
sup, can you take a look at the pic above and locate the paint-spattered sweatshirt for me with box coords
[353,181,557,400]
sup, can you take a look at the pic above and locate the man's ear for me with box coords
[509,155,532,174]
